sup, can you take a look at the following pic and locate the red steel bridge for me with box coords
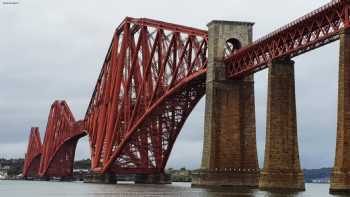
[23,0,350,192]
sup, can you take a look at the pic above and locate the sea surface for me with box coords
[0,180,348,197]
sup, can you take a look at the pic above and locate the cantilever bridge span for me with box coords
[23,0,350,193]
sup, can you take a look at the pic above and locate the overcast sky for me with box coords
[0,0,338,170]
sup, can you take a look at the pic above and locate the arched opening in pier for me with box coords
[225,38,242,56]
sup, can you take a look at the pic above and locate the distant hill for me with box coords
[0,158,334,182]
[303,168,332,183]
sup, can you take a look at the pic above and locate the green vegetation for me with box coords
[73,159,91,169]
[0,158,91,177]
[166,167,192,182]
[0,158,24,176]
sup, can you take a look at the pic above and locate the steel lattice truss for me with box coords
[23,127,42,177]
[23,0,350,177]
[85,18,208,173]
[38,101,85,177]
[225,0,350,78]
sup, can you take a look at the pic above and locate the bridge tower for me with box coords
[330,29,350,194]
[259,58,305,191]
[192,20,259,187]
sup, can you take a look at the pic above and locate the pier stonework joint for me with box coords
[192,20,259,188]
[259,58,305,191]
[330,28,350,194]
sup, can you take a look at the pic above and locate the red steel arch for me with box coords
[23,127,42,177]
[85,17,208,173]
[38,101,86,177]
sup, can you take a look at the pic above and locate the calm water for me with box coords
[0,180,348,197]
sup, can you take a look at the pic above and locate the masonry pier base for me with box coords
[330,172,350,194]
[192,170,259,188]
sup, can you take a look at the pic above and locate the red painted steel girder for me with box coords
[23,127,42,177]
[85,17,208,173]
[26,0,350,177]
[225,0,350,78]
[38,100,86,177]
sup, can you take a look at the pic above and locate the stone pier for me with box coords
[259,58,305,191]
[192,20,259,188]
[330,29,350,194]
